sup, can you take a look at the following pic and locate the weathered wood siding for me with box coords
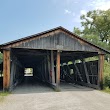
[10,53,24,91]
[3,50,10,91]
[15,32,99,52]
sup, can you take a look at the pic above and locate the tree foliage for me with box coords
[104,61,110,88]
[73,9,110,50]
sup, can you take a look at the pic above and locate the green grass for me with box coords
[53,87,61,92]
[103,61,110,94]
[102,87,110,94]
[0,92,10,96]
[0,92,10,102]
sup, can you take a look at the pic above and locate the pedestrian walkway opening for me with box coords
[24,68,33,76]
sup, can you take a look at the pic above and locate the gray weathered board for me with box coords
[16,32,98,52]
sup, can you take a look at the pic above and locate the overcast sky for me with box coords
[0,0,110,44]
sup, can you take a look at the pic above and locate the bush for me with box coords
[104,75,110,88]
[104,61,110,88]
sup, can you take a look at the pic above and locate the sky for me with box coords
[0,0,110,44]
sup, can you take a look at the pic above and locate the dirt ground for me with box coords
[0,76,110,110]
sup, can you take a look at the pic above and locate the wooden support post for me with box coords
[44,57,47,81]
[51,50,55,84]
[45,57,48,82]
[56,50,60,88]
[47,54,51,82]
[10,61,15,91]
[98,54,104,89]
[73,61,83,82]
[82,59,90,84]
[3,50,10,91]
[41,61,44,82]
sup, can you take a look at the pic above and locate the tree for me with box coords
[73,9,110,50]
[73,27,82,36]
[81,9,110,42]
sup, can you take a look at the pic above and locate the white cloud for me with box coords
[64,9,75,17]
[64,9,71,14]
[89,0,110,10]
[80,10,87,15]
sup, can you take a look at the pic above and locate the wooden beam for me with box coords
[56,51,60,88]
[44,57,47,81]
[98,54,104,89]
[47,54,51,82]
[76,81,99,89]
[73,61,83,82]
[82,59,90,84]
[51,50,55,84]
[3,50,10,91]
[10,60,15,91]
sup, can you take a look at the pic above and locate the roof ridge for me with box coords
[0,26,110,54]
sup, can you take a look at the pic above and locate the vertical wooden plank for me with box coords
[82,59,90,84]
[73,61,83,82]
[56,51,60,88]
[51,50,55,84]
[98,54,104,89]
[41,61,44,82]
[10,61,14,91]
[3,50,10,91]
[44,57,48,81]
[3,50,7,91]
[44,57,47,81]
[47,53,51,82]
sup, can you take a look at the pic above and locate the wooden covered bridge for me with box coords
[0,27,109,91]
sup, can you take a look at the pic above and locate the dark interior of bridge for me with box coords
[0,48,99,91]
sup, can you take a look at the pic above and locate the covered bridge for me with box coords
[0,26,109,91]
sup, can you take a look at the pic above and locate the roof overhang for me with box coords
[0,26,110,54]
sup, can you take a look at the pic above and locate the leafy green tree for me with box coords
[73,9,110,50]
[73,27,82,36]
[80,9,110,42]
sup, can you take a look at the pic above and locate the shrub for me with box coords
[104,75,110,88]
[104,61,110,88]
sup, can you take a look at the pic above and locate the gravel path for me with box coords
[0,77,110,110]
